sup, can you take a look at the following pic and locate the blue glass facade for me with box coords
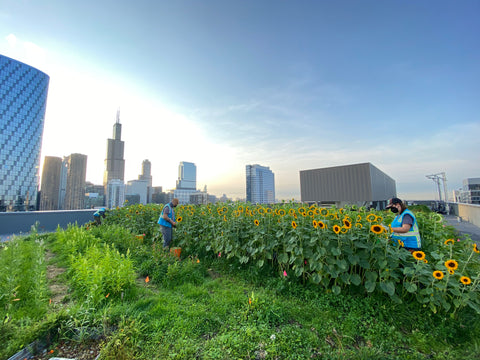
[0,55,49,211]
[246,164,275,204]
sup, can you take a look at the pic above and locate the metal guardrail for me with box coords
[0,209,96,240]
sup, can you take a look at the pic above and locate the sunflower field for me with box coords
[104,202,480,315]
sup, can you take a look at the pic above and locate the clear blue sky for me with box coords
[1,0,479,200]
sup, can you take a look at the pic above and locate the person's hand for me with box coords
[172,221,177,228]
[381,224,390,233]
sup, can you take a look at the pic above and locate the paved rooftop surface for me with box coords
[444,215,480,244]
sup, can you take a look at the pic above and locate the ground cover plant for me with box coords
[1,202,479,359]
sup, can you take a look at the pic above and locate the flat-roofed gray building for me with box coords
[300,162,396,209]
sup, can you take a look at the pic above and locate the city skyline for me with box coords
[1,1,479,201]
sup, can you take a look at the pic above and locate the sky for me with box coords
[1,0,479,201]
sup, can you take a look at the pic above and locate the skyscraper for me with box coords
[103,110,125,187]
[246,164,275,204]
[0,54,50,211]
[39,156,62,210]
[174,161,197,204]
[138,159,152,203]
[64,153,87,210]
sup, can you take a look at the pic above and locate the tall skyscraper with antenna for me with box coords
[103,110,125,188]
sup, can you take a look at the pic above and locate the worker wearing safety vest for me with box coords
[386,198,422,250]
[157,198,179,248]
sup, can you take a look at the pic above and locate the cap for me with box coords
[386,198,402,208]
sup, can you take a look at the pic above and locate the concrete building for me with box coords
[0,55,50,211]
[39,156,62,210]
[300,162,396,209]
[126,179,149,205]
[64,154,87,210]
[246,164,275,204]
[103,110,125,188]
[138,159,153,203]
[459,178,480,205]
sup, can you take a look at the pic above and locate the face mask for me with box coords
[390,207,399,214]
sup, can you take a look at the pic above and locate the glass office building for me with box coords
[0,54,50,211]
[246,164,275,204]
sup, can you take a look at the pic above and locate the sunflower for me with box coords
[341,227,349,234]
[343,218,352,229]
[223,215,227,222]
[356,215,362,222]
[307,210,314,217]
[314,208,321,215]
[444,260,458,271]
[366,214,377,223]
[254,219,260,226]
[370,224,384,234]
[423,259,428,264]
[320,208,329,217]
[317,221,326,229]
[177,216,183,223]
[412,251,426,261]
[278,209,286,216]
[291,221,297,229]
[355,223,363,229]
[289,209,296,216]
[299,207,306,214]
[333,225,341,234]
[460,276,472,285]
[312,220,318,228]
[474,244,479,254]
[433,271,444,280]
[444,239,454,246]
[376,216,383,223]
[398,240,405,247]
[448,269,455,275]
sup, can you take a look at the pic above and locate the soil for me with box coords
[29,339,102,360]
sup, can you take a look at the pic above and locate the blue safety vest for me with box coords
[158,203,175,227]
[391,209,421,249]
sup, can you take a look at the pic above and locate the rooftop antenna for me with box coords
[426,172,449,213]
[116,108,120,123]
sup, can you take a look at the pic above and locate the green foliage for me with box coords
[68,243,136,305]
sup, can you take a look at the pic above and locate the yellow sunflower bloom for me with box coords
[356,215,362,222]
[460,276,472,285]
[291,221,297,229]
[444,260,458,271]
[254,219,260,226]
[370,224,384,234]
[299,207,306,214]
[307,210,314,217]
[343,218,352,229]
[278,209,286,216]
[320,208,329,217]
[474,244,479,254]
[366,214,377,223]
[333,225,341,234]
[341,227,349,234]
[412,251,426,261]
[398,240,405,247]
[355,223,363,229]
[317,221,326,229]
[177,216,183,223]
[444,239,454,246]
[433,271,444,280]
[223,215,227,222]
[448,268,455,275]
[312,220,318,228]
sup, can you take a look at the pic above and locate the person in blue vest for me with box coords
[93,208,106,225]
[386,198,422,250]
[157,198,179,249]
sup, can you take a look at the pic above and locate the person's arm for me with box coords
[392,214,413,233]
[162,206,176,226]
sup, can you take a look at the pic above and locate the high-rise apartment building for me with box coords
[246,164,275,204]
[174,161,197,204]
[64,153,87,210]
[103,110,125,187]
[0,54,50,211]
[39,156,62,210]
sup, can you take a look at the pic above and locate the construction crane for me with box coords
[426,172,449,214]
